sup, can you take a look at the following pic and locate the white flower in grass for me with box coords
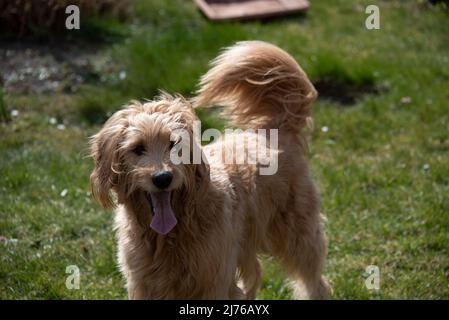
[400,96,412,104]
[60,189,68,197]
[321,126,329,133]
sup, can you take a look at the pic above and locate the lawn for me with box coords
[0,0,448,299]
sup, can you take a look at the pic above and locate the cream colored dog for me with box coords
[90,41,330,299]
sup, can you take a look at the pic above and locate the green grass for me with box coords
[1,0,448,299]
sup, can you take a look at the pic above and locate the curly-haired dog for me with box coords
[89,41,330,299]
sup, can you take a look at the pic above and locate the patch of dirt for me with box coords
[314,78,383,105]
[0,41,105,95]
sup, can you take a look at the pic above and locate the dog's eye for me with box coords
[133,144,146,156]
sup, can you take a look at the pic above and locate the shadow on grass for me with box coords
[314,79,383,105]
[0,14,130,44]
[0,86,9,122]
[310,53,387,106]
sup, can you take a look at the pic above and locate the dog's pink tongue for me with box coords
[149,191,177,235]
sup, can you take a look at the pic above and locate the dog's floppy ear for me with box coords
[89,110,128,209]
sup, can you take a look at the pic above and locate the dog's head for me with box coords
[89,93,209,235]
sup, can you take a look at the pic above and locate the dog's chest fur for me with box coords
[114,182,240,299]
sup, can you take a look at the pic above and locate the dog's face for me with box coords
[120,110,185,194]
[90,94,208,235]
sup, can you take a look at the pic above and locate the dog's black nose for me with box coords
[151,171,173,189]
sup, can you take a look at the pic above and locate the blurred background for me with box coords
[0,0,448,299]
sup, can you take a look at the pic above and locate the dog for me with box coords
[89,41,330,299]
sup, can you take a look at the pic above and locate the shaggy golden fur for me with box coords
[90,41,330,299]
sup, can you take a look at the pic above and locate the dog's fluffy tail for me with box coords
[194,41,317,132]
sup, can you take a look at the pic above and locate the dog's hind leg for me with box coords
[269,211,331,300]
[288,221,330,300]
[238,254,262,299]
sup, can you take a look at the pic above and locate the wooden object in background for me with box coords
[194,0,310,21]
